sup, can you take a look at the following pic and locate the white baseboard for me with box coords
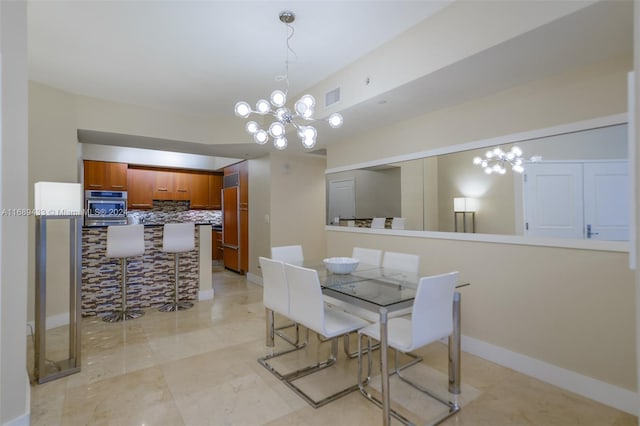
[198,289,214,300]
[462,335,639,415]
[26,312,70,335]
[246,272,262,286]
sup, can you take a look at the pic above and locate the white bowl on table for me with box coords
[323,257,359,274]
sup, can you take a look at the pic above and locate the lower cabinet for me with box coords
[212,230,223,260]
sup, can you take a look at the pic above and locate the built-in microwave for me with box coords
[84,190,128,226]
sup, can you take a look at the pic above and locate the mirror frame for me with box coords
[325,113,630,253]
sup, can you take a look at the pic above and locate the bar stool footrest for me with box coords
[158,301,193,312]
[102,309,145,323]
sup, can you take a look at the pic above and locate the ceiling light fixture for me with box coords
[473,146,524,174]
[234,10,343,150]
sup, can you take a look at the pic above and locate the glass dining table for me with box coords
[265,260,466,426]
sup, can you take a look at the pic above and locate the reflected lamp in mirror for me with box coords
[453,197,477,233]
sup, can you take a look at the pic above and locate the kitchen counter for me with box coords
[81,223,213,316]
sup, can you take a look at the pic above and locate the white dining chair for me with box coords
[103,224,145,322]
[357,271,460,425]
[271,245,304,264]
[382,251,420,274]
[370,217,386,229]
[258,257,306,379]
[391,217,406,230]
[282,263,369,408]
[351,247,382,267]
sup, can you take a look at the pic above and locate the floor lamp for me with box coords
[34,182,83,383]
[453,197,478,233]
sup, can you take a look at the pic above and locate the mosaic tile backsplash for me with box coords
[82,201,217,317]
[127,200,222,225]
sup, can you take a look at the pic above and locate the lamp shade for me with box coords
[453,197,478,212]
[34,182,83,215]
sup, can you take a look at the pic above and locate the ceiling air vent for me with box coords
[324,87,341,107]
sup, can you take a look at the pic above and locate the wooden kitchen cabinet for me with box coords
[152,169,190,200]
[222,161,248,274]
[126,167,155,209]
[84,160,127,190]
[209,174,222,210]
[189,172,210,209]
[212,230,223,260]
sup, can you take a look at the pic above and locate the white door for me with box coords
[524,163,584,238]
[583,161,628,240]
[328,179,355,224]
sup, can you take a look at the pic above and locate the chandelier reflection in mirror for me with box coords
[473,146,524,174]
[234,11,343,150]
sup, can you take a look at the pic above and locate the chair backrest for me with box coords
[271,245,304,264]
[370,218,386,229]
[382,251,420,274]
[391,217,406,230]
[106,224,145,258]
[351,247,382,267]
[259,256,288,315]
[162,222,195,253]
[284,263,326,335]
[411,271,459,348]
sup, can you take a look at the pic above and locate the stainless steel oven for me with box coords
[84,190,128,226]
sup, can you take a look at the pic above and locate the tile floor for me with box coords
[28,269,637,425]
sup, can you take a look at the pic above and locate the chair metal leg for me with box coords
[159,253,193,312]
[103,258,144,323]
[344,331,381,358]
[281,333,360,408]
[357,335,458,426]
[258,325,309,380]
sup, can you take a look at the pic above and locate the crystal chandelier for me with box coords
[473,146,524,174]
[234,11,343,150]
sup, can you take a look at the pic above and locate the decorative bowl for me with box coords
[323,257,359,274]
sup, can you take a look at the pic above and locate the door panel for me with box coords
[583,162,628,240]
[524,163,584,238]
[328,179,355,224]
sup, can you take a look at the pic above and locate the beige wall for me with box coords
[267,154,326,268]
[322,56,636,400]
[248,156,271,276]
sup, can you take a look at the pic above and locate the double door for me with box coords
[524,161,628,240]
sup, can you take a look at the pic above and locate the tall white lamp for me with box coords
[34,182,83,383]
[453,197,478,233]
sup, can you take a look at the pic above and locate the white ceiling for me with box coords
[28,1,633,160]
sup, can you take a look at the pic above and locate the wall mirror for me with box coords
[326,120,628,241]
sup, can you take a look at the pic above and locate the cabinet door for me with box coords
[173,171,191,200]
[238,161,249,206]
[152,170,173,200]
[190,172,210,209]
[209,174,222,209]
[106,162,127,190]
[127,168,154,209]
[84,160,107,189]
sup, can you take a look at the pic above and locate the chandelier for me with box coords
[234,11,343,150]
[473,146,524,174]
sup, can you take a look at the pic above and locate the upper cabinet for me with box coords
[209,174,223,209]
[126,165,223,210]
[127,167,155,209]
[84,160,127,190]
[190,172,211,209]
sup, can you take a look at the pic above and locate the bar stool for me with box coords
[103,224,145,323]
[159,222,195,312]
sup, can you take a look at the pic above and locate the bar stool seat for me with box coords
[159,222,195,312]
[103,224,145,322]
